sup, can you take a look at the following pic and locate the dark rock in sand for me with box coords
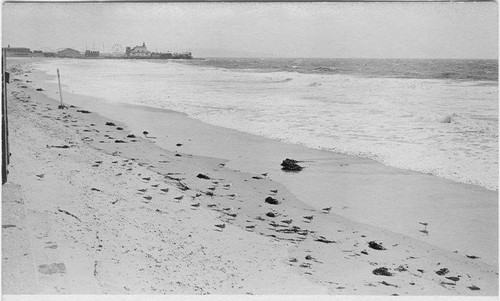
[265,196,280,205]
[281,158,304,172]
[435,268,449,276]
[47,144,69,149]
[266,212,276,218]
[114,140,126,143]
[36,88,44,91]
[77,110,91,114]
[20,85,27,88]
[314,238,336,244]
[127,134,136,138]
[381,281,397,287]
[368,241,386,250]
[176,143,183,147]
[116,127,123,130]
[206,191,214,196]
[446,276,460,282]
[105,122,116,126]
[372,267,393,276]
[468,285,480,291]
[143,131,149,135]
[197,173,210,180]
[175,154,182,157]
[466,255,480,259]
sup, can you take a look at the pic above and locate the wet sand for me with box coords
[2,58,498,296]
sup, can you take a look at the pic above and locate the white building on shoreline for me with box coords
[126,42,151,58]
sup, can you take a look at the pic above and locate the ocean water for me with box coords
[33,58,498,190]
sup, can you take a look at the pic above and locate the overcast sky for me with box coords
[2,2,498,59]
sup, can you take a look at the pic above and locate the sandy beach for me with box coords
[2,58,498,297]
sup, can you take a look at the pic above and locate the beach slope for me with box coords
[2,60,498,296]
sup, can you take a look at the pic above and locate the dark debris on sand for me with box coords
[435,268,449,276]
[265,196,280,205]
[197,173,210,180]
[372,267,393,277]
[281,158,303,172]
[368,241,386,250]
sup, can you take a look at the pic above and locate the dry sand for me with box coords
[2,58,498,297]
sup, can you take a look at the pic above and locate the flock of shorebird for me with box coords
[419,222,429,235]
[213,200,335,231]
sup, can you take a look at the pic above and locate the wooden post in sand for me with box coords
[57,68,65,109]
[2,48,9,184]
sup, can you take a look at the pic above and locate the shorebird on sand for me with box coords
[446,276,461,285]
[419,229,429,236]
[215,224,226,230]
[174,195,184,201]
[419,222,429,235]
[322,207,332,213]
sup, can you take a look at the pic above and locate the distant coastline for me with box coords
[3,42,193,60]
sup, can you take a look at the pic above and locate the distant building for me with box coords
[85,50,99,58]
[127,42,151,58]
[4,45,31,57]
[57,48,81,58]
[172,52,193,59]
[151,52,173,59]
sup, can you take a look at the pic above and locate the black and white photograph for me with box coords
[1,1,498,298]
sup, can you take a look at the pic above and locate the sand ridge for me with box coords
[2,61,498,295]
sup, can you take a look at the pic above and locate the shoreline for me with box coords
[2,58,498,295]
[31,57,499,191]
[28,59,498,266]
